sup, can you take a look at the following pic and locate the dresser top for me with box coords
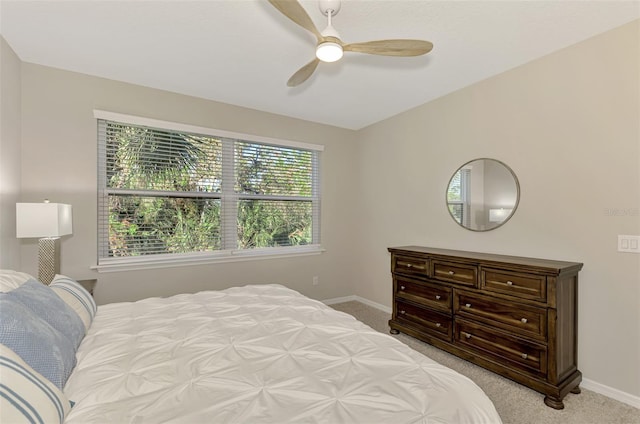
[388,246,583,274]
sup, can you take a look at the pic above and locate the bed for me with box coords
[1,271,502,424]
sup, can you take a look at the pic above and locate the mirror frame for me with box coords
[445,158,520,232]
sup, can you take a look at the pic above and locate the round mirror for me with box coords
[446,158,520,231]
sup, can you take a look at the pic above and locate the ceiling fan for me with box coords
[268,0,434,87]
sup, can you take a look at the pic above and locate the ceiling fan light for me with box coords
[316,42,343,62]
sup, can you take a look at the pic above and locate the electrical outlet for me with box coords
[618,235,640,253]
[312,276,319,286]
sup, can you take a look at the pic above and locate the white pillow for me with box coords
[0,343,72,424]
[0,270,36,292]
[50,274,97,332]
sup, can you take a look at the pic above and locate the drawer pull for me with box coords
[406,263,413,268]
[400,310,406,315]
[400,285,406,290]
[521,353,528,359]
[448,270,455,275]
[435,323,441,327]
[465,303,472,308]
[507,281,514,286]
[465,332,472,339]
[435,295,441,300]
[521,318,528,324]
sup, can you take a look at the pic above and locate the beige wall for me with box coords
[19,64,359,304]
[354,20,639,397]
[0,36,22,269]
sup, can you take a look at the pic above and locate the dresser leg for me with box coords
[570,385,581,394]
[390,329,399,335]
[543,395,565,410]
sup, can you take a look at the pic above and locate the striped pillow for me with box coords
[50,275,97,332]
[0,344,71,424]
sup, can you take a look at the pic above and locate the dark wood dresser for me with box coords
[388,246,583,409]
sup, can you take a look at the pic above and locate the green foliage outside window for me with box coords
[447,170,463,224]
[102,122,317,258]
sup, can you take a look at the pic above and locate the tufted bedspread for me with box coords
[63,284,501,423]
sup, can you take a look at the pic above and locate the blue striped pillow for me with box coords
[0,344,71,424]
[50,275,97,332]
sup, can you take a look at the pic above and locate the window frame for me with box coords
[447,167,471,228]
[94,110,324,273]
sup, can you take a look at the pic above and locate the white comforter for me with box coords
[64,284,501,423]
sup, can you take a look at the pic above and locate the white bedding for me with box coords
[64,284,501,423]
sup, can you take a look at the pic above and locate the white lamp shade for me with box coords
[489,208,512,223]
[16,203,73,238]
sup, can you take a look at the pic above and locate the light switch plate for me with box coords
[618,235,640,253]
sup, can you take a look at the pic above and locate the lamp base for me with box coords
[38,237,60,285]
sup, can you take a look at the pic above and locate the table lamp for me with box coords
[489,208,512,223]
[16,200,73,284]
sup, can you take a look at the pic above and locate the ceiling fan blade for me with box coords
[343,39,433,57]
[268,0,322,41]
[287,58,320,87]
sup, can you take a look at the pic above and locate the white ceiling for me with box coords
[1,1,638,130]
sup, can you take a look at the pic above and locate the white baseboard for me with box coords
[322,295,392,314]
[322,295,358,305]
[581,378,640,409]
[352,296,392,314]
[323,295,640,410]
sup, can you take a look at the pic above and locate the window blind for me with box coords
[98,117,321,265]
[446,168,470,227]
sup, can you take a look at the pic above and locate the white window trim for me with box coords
[91,245,325,273]
[94,110,325,272]
[93,110,324,152]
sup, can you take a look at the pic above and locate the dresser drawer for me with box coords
[396,277,452,313]
[393,255,429,278]
[455,319,547,376]
[454,291,547,340]
[395,300,452,342]
[432,260,477,287]
[481,268,546,302]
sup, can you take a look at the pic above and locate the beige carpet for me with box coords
[331,301,640,424]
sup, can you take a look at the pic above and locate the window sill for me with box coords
[91,245,325,273]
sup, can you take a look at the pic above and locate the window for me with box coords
[447,167,470,227]
[96,111,322,270]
